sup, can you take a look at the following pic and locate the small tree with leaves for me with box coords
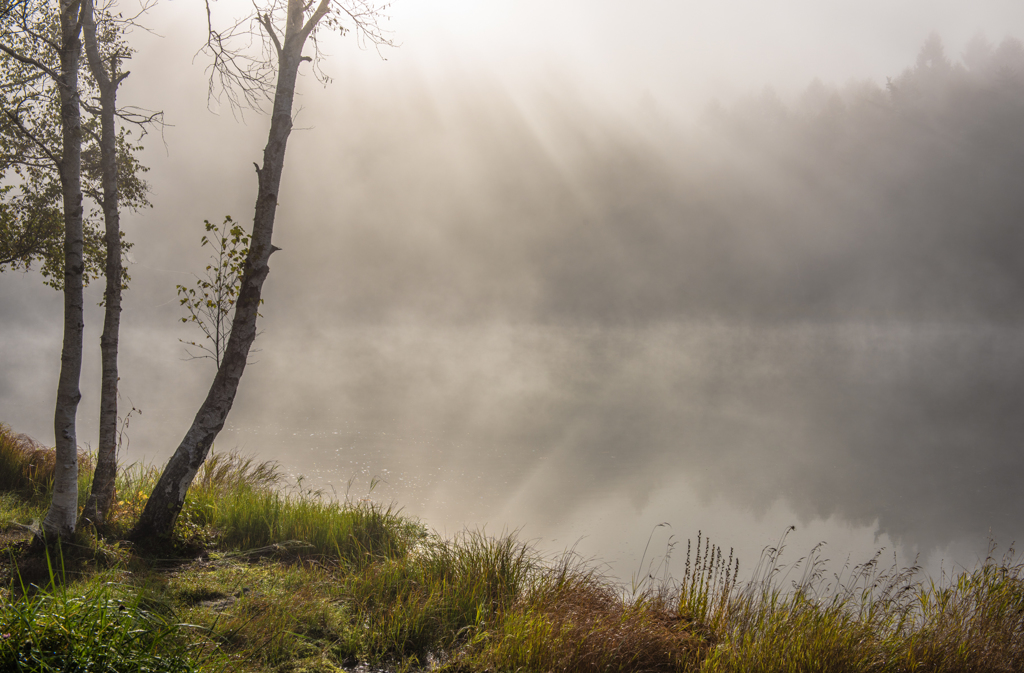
[131,0,395,543]
[177,216,252,368]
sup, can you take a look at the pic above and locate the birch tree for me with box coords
[0,41,144,288]
[0,1,92,287]
[0,0,88,538]
[131,0,394,542]
[79,0,155,526]
[1,0,152,535]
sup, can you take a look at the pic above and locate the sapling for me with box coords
[177,216,258,368]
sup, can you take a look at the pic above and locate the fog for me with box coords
[3,0,1024,581]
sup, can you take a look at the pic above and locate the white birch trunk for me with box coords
[80,0,124,526]
[132,0,330,540]
[42,0,86,539]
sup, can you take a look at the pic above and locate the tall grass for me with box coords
[460,549,706,673]
[178,448,420,562]
[898,544,1024,672]
[0,549,206,673]
[702,535,913,673]
[212,485,417,564]
[674,530,740,639]
[0,424,96,534]
[449,527,1024,673]
[675,530,1024,673]
[8,423,1024,672]
[341,530,538,664]
[0,423,93,504]
[101,461,163,538]
[95,447,420,563]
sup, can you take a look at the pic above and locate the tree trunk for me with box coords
[130,0,326,542]
[42,0,85,539]
[80,0,124,527]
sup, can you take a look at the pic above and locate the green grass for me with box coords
[681,530,1024,673]
[0,422,95,524]
[453,549,708,672]
[4,422,1024,672]
[205,485,417,565]
[1,548,208,672]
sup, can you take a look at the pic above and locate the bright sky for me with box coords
[134,0,1024,125]
[387,0,1024,111]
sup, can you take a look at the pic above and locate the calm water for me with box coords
[131,322,1024,583]
[3,269,1020,583]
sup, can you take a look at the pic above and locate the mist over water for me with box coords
[213,321,1024,570]
[3,10,1024,582]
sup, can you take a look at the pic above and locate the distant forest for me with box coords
[679,33,1024,323]
[510,34,1024,325]
[273,34,1024,327]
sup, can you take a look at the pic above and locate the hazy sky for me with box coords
[3,0,1024,581]
[395,0,1024,111]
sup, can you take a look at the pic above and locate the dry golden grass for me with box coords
[0,422,92,499]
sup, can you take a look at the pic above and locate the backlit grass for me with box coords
[4,422,1024,672]
[0,422,94,509]
[1,549,207,673]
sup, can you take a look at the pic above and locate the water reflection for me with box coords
[0,290,1015,582]
[181,321,1024,583]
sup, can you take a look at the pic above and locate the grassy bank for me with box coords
[2,422,1024,672]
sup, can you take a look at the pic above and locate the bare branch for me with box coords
[334,1,397,54]
[298,0,329,40]
[257,10,282,56]
[199,0,277,114]
[113,105,163,133]
[195,0,395,115]
[95,0,159,32]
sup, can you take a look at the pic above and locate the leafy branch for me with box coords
[177,216,261,367]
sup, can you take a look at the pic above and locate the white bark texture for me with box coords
[43,0,86,538]
[132,0,330,540]
[80,0,125,526]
